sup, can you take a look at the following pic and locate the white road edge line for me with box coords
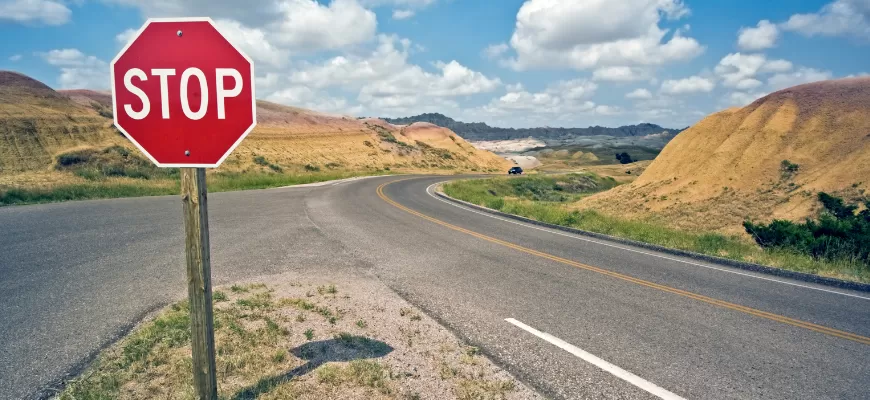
[277,175,385,189]
[505,318,686,400]
[425,183,870,301]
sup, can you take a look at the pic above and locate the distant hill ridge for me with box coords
[382,113,685,140]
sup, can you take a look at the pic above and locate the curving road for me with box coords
[1,175,868,399]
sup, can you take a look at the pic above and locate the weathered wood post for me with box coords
[181,167,218,399]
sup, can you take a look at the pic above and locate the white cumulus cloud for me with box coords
[782,0,870,39]
[0,0,70,25]
[115,28,137,47]
[106,0,377,53]
[660,76,715,95]
[214,19,289,67]
[482,43,509,59]
[392,9,414,19]
[39,49,109,89]
[476,79,602,116]
[504,0,704,71]
[714,53,793,89]
[737,20,779,50]
[626,88,652,99]
[592,66,650,82]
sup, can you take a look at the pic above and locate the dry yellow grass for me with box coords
[225,106,510,174]
[582,77,870,233]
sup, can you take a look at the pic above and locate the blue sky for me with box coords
[1,0,868,129]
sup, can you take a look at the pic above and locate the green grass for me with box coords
[531,143,663,167]
[0,183,177,205]
[0,169,387,206]
[443,176,870,283]
[60,301,193,399]
[316,360,392,394]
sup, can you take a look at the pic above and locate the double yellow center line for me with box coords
[376,180,870,346]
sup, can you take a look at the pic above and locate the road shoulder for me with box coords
[58,272,543,400]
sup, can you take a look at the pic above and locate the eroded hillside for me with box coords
[0,72,125,175]
[581,77,870,233]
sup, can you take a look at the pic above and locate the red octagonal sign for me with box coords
[111,18,256,167]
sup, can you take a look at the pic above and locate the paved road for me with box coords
[1,175,868,399]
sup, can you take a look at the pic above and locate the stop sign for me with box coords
[111,18,256,167]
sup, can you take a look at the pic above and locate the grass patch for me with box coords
[444,173,619,204]
[1,169,386,206]
[0,183,177,205]
[455,378,516,400]
[236,292,274,310]
[316,360,392,394]
[317,284,338,295]
[59,284,392,399]
[56,146,179,181]
[443,176,870,283]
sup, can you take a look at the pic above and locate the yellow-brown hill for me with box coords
[0,71,510,186]
[234,106,510,173]
[0,72,125,176]
[581,77,870,233]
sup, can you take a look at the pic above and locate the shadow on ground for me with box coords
[232,335,393,399]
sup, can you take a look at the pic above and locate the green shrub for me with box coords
[781,160,800,174]
[55,146,174,181]
[744,193,869,265]
[304,164,320,172]
[615,152,633,164]
[780,160,800,180]
[253,155,269,166]
[57,150,95,167]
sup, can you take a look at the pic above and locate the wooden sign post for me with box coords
[181,167,218,398]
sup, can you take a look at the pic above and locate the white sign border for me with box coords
[110,16,257,168]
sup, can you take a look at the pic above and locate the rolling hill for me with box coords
[0,71,510,188]
[382,113,684,141]
[580,77,870,233]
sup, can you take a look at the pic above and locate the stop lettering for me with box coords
[111,18,257,167]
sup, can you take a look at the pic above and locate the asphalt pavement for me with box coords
[1,175,868,399]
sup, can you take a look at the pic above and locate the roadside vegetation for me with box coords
[442,175,869,283]
[59,281,533,399]
[745,193,869,267]
[0,149,388,206]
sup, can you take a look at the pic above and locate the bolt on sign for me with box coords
[110,17,257,400]
[111,17,256,167]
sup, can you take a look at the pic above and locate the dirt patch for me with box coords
[59,274,541,400]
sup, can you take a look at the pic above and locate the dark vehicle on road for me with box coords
[508,166,523,175]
